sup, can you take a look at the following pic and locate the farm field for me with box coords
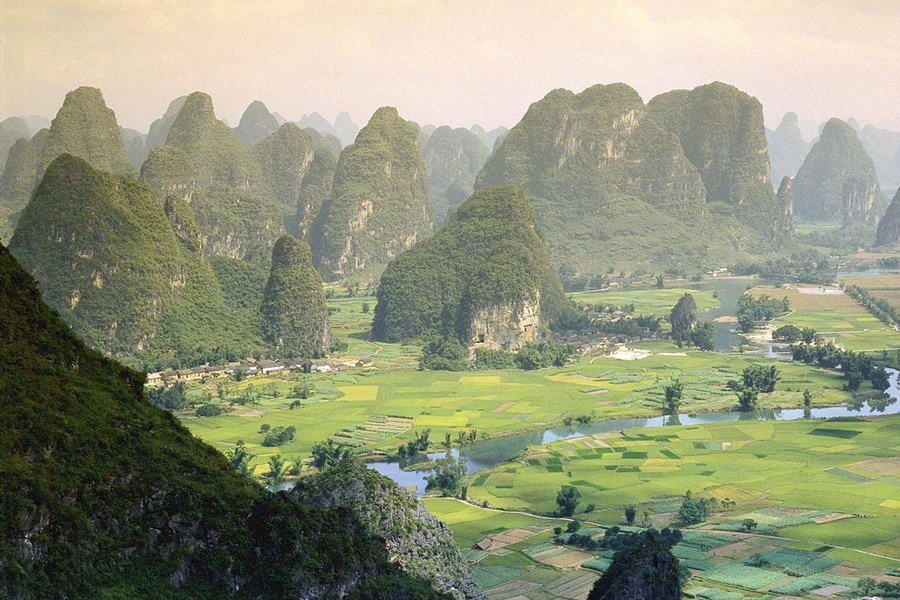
[455,416,900,598]
[748,281,900,352]
[570,286,719,317]
[179,346,859,473]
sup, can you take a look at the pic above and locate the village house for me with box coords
[257,360,284,375]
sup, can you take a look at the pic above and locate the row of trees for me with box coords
[845,285,900,328]
[791,342,890,392]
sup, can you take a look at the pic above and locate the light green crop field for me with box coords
[570,286,719,314]
[749,283,900,352]
[458,416,900,598]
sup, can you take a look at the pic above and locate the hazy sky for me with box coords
[1,0,898,138]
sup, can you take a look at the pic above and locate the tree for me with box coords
[311,439,353,470]
[624,505,637,525]
[225,441,253,477]
[800,327,820,344]
[742,364,779,393]
[361,302,370,314]
[266,454,285,486]
[803,389,812,408]
[690,321,715,351]
[678,494,709,524]
[424,454,467,496]
[741,518,757,532]
[663,380,683,414]
[737,387,758,412]
[669,293,697,346]
[656,274,665,289]
[857,577,876,595]
[556,486,581,517]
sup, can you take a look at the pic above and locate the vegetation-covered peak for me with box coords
[261,234,329,355]
[647,82,789,247]
[139,144,200,200]
[372,184,565,346]
[586,531,681,600]
[165,91,262,190]
[311,105,432,280]
[423,126,489,225]
[252,122,316,208]
[793,117,884,224]
[39,86,134,180]
[234,100,281,145]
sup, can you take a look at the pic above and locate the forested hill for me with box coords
[475,84,713,271]
[0,239,455,599]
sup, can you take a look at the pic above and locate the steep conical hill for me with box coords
[647,82,790,246]
[260,234,329,355]
[139,144,201,201]
[876,187,900,247]
[252,122,316,208]
[164,91,262,190]
[0,238,452,599]
[39,87,135,180]
[234,100,281,145]
[372,184,564,348]
[766,112,810,184]
[0,129,48,241]
[295,143,337,238]
[311,106,432,280]
[793,118,885,225]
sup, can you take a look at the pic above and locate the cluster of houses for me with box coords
[146,357,374,387]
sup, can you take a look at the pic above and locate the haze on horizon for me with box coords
[1,0,898,138]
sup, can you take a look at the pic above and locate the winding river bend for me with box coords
[369,369,900,496]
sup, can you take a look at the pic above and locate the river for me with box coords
[368,369,900,495]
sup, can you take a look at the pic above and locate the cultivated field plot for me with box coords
[331,414,414,446]
[749,282,900,352]
[570,287,720,316]
[459,417,900,598]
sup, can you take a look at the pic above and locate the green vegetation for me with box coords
[587,530,681,600]
[373,184,566,344]
[0,242,450,599]
[138,144,199,200]
[311,106,432,280]
[233,100,280,146]
[736,293,790,332]
[251,122,315,209]
[260,235,329,356]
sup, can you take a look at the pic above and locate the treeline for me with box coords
[421,338,575,371]
[736,294,790,332]
[845,285,900,328]
[556,524,683,553]
[731,253,834,284]
[791,342,890,391]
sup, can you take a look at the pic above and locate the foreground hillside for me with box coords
[0,241,461,599]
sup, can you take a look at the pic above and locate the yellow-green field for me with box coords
[749,282,900,352]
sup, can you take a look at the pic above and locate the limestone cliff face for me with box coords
[475,83,721,271]
[423,126,489,225]
[876,187,900,246]
[252,123,316,209]
[292,461,485,600]
[648,82,789,247]
[793,118,885,224]
[295,145,336,238]
[468,295,541,350]
[310,106,432,280]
